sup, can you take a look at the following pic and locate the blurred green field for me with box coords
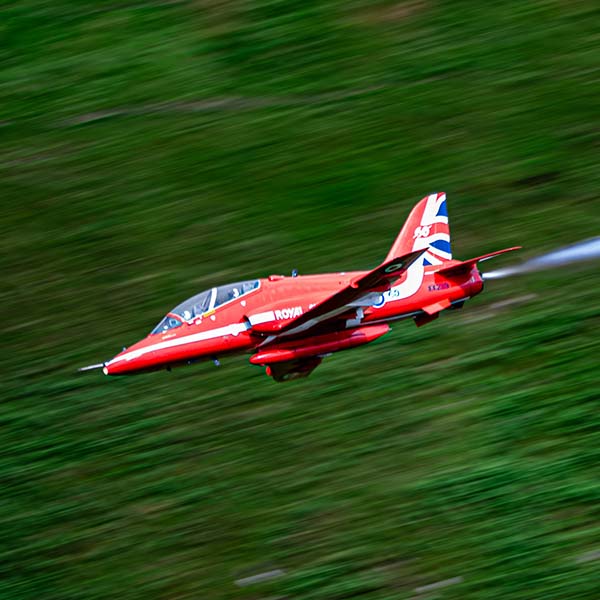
[2,1,599,598]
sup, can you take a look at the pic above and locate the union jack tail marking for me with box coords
[385,192,452,265]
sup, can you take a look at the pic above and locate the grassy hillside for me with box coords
[2,1,599,598]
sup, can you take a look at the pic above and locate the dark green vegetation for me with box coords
[2,1,599,598]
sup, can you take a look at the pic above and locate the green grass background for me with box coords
[2,1,599,598]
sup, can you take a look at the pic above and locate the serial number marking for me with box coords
[428,283,450,292]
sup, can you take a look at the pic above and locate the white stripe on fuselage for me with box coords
[247,311,275,326]
[109,322,250,364]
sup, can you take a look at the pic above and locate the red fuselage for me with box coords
[104,263,483,376]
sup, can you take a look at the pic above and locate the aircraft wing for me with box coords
[275,249,425,337]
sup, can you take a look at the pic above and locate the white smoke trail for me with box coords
[483,237,600,280]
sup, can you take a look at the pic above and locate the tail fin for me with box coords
[385,192,451,266]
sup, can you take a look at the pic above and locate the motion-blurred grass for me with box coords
[2,1,599,598]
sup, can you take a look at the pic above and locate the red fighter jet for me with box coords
[80,193,519,381]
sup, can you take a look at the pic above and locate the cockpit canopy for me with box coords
[151,280,260,335]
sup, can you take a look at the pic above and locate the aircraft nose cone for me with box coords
[104,353,134,375]
[103,339,153,375]
[103,346,135,375]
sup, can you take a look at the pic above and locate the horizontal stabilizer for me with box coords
[436,246,521,277]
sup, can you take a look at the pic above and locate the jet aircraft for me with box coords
[80,193,520,381]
